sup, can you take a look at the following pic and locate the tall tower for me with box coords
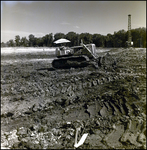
[128,14,132,47]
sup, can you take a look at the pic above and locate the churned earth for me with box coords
[1,47,146,149]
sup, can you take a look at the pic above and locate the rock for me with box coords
[24,110,33,115]
[102,125,124,148]
[1,137,9,148]
[137,133,146,144]
[85,134,102,148]
[95,101,103,113]
[12,111,22,119]
[17,127,28,138]
[69,128,75,136]
[112,124,116,130]
[66,85,72,92]
[87,104,97,118]
[102,77,106,83]
[73,120,84,129]
[32,103,41,112]
[72,84,77,91]
[4,132,10,137]
[44,103,54,110]
[100,106,108,117]
[7,129,19,148]
[51,128,61,136]
[21,137,31,143]
[1,146,10,149]
[96,79,100,84]
[87,81,92,87]
[95,120,100,126]
[61,86,67,94]
[92,80,97,86]
[68,90,76,98]
[120,132,142,147]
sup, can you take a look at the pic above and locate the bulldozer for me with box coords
[52,39,98,69]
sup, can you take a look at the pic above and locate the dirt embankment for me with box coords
[1,48,146,149]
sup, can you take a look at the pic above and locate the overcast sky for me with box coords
[1,1,146,43]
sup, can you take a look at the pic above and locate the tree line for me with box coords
[1,27,146,48]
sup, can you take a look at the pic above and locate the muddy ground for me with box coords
[1,47,146,149]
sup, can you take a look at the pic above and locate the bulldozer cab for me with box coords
[55,46,74,58]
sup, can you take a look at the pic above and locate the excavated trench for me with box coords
[1,47,146,149]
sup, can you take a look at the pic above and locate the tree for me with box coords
[7,39,15,47]
[28,34,35,47]
[92,34,101,47]
[80,33,92,44]
[131,27,146,48]
[3,27,146,48]
[35,37,43,47]
[92,34,105,47]
[42,33,53,47]
[105,33,113,47]
[65,32,79,46]
[15,35,20,46]
[1,42,6,47]
[20,37,29,47]
[48,33,54,47]
[54,33,65,41]
[142,27,146,48]
[112,30,127,47]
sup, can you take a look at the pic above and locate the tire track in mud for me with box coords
[1,68,145,148]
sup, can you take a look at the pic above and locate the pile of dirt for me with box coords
[1,47,146,149]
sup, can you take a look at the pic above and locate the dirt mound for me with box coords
[1,48,146,149]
